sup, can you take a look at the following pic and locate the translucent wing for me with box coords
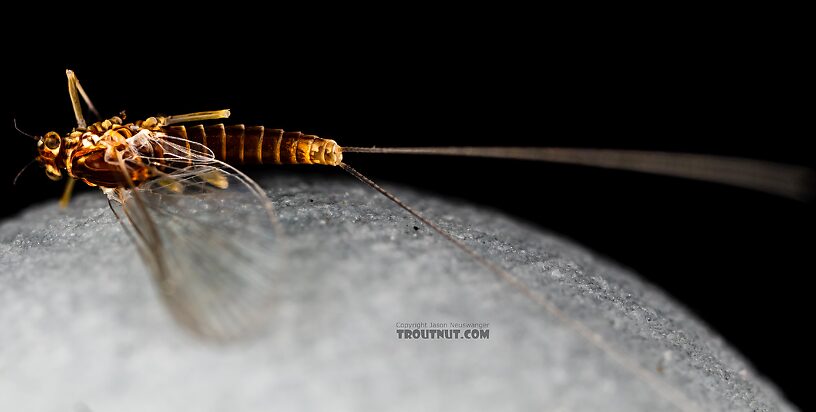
[107,131,288,341]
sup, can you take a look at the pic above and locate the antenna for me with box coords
[13,118,39,141]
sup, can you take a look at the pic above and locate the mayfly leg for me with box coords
[66,70,100,129]
[58,177,76,208]
[157,110,232,126]
[61,70,108,207]
[63,70,104,207]
[61,69,93,208]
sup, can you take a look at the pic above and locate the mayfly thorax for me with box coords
[23,70,814,412]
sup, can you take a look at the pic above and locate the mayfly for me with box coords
[24,70,813,410]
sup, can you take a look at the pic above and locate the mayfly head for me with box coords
[35,130,81,181]
[36,131,63,181]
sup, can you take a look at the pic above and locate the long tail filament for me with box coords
[342,146,814,201]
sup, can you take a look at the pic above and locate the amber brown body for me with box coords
[161,124,342,167]
[38,116,344,190]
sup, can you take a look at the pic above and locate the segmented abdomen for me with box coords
[161,124,343,166]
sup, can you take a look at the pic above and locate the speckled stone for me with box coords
[0,173,794,412]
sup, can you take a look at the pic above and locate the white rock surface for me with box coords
[0,174,794,412]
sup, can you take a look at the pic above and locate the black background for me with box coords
[1,22,812,409]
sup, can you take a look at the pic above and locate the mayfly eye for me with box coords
[44,132,61,150]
